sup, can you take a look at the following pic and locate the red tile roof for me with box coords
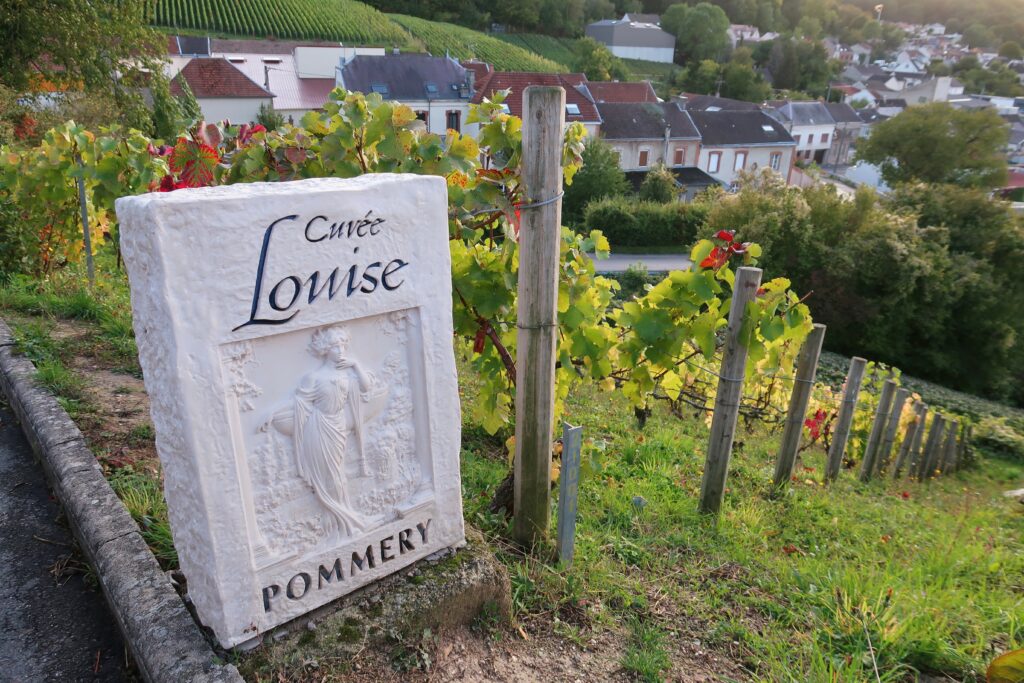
[581,81,658,103]
[170,58,274,99]
[471,71,600,122]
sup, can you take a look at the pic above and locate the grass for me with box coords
[460,353,1024,680]
[4,267,1022,680]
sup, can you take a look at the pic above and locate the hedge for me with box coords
[582,197,707,248]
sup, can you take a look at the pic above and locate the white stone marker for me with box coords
[116,175,464,648]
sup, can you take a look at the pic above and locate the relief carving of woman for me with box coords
[259,324,385,538]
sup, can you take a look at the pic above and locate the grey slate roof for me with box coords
[596,102,700,140]
[856,108,889,124]
[676,93,761,111]
[339,53,470,101]
[825,102,862,124]
[773,101,835,126]
[585,19,675,49]
[687,109,795,146]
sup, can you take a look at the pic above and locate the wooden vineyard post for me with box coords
[940,419,959,475]
[892,403,925,479]
[698,266,762,515]
[772,324,826,490]
[906,407,929,476]
[859,379,896,482]
[556,423,583,567]
[955,424,971,471]
[513,86,565,546]
[918,413,946,481]
[874,387,910,476]
[825,357,867,483]
[75,154,96,288]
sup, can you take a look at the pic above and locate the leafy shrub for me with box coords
[584,197,707,248]
[974,417,1024,460]
[638,165,677,203]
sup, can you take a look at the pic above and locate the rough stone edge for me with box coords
[0,318,243,683]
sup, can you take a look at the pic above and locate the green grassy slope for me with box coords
[389,15,566,72]
[496,33,579,68]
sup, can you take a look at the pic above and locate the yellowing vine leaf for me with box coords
[988,648,1024,683]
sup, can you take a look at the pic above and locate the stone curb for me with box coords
[0,319,243,683]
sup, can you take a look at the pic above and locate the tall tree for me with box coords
[856,104,1009,188]
[574,37,629,81]
[662,3,731,64]
[0,0,163,127]
[563,138,630,226]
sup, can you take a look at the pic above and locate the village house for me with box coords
[469,70,603,137]
[823,102,863,166]
[595,101,701,172]
[585,16,676,63]
[167,36,384,121]
[338,52,475,137]
[687,109,796,186]
[767,101,836,164]
[169,58,274,124]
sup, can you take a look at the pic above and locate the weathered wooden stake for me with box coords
[859,379,896,482]
[513,86,565,546]
[556,423,583,567]
[874,387,910,476]
[772,324,826,490]
[955,424,972,471]
[940,419,959,475]
[825,357,867,483]
[918,413,946,481]
[892,402,924,479]
[75,155,95,288]
[906,407,929,476]
[698,266,762,515]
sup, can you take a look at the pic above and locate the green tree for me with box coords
[999,41,1023,60]
[857,104,1008,188]
[574,37,629,81]
[256,103,286,130]
[0,0,163,128]
[662,3,731,63]
[639,164,677,203]
[680,60,722,95]
[151,73,185,141]
[963,23,997,49]
[176,79,202,124]
[563,137,630,226]
[720,47,770,101]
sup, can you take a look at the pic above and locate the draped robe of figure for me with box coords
[288,368,370,537]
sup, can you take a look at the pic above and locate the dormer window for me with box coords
[566,103,581,116]
[425,82,439,96]
[371,83,390,96]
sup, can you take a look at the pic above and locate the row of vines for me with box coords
[0,89,814,439]
[152,0,410,44]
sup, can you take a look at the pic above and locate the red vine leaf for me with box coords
[170,138,219,187]
[473,327,487,354]
[699,245,730,270]
[715,229,735,243]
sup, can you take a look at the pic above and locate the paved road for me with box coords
[0,400,130,682]
[589,253,692,273]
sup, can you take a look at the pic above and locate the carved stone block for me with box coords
[116,176,464,648]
